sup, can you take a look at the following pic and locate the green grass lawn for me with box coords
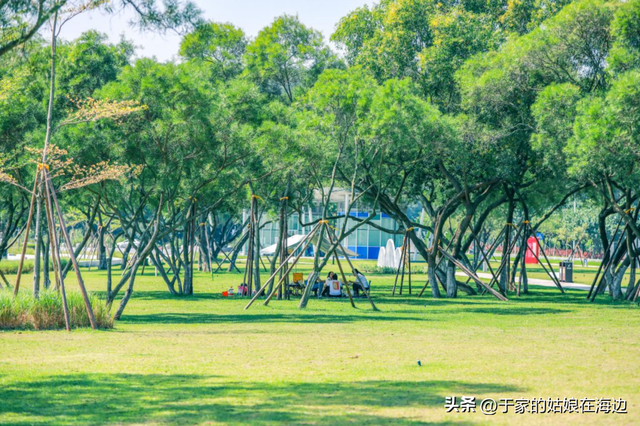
[0,262,638,425]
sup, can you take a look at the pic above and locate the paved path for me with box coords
[456,271,591,291]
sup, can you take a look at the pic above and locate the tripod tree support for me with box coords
[529,224,563,293]
[278,195,290,300]
[297,221,377,310]
[42,166,70,330]
[201,222,214,279]
[589,224,628,302]
[392,235,405,296]
[527,227,564,293]
[325,227,356,308]
[244,223,320,309]
[418,235,456,297]
[470,234,500,287]
[331,231,378,311]
[44,168,97,329]
[246,221,377,311]
[438,246,508,301]
[13,172,40,296]
[392,228,414,296]
[484,223,523,295]
[587,217,623,299]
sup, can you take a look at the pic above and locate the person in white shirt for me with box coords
[315,272,333,297]
[352,269,369,297]
[322,272,342,297]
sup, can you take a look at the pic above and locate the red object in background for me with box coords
[525,236,539,264]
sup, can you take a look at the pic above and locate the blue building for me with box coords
[251,190,424,260]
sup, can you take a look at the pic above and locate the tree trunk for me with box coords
[610,263,626,300]
[445,261,457,298]
[113,271,136,320]
[149,250,177,295]
[121,239,133,270]
[521,240,529,294]
[625,261,636,300]
[227,232,248,272]
[427,253,441,298]
[600,267,612,295]
[183,217,194,295]
[97,224,107,270]
[268,240,280,296]
[32,194,43,297]
[500,201,515,293]
[43,232,51,289]
[106,236,118,298]
[252,206,261,294]
[199,217,211,273]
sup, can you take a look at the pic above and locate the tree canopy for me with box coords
[2,0,640,314]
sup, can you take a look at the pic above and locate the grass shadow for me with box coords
[0,373,522,425]
[461,307,570,315]
[120,312,435,325]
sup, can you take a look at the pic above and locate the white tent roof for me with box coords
[260,234,305,255]
[260,234,358,257]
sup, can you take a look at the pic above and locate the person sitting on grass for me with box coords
[313,272,333,297]
[352,269,369,297]
[321,272,342,298]
[237,284,248,296]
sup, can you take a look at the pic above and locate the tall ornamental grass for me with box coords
[0,289,113,330]
[0,260,70,275]
[0,260,34,275]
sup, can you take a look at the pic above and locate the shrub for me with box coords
[0,260,34,275]
[361,265,428,275]
[361,266,398,275]
[0,259,70,275]
[0,289,113,330]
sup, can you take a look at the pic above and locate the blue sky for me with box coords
[60,0,375,61]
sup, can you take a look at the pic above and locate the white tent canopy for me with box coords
[260,234,359,257]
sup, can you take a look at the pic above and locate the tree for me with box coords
[610,0,640,73]
[245,14,340,103]
[332,0,571,110]
[0,0,202,58]
[179,22,246,81]
[93,60,272,317]
[419,6,501,110]
[332,0,434,84]
[456,0,617,288]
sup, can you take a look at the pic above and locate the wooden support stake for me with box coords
[202,222,214,279]
[526,227,564,294]
[334,237,378,311]
[43,179,61,292]
[325,227,356,309]
[418,232,459,297]
[439,245,508,301]
[263,226,321,307]
[392,236,405,296]
[244,223,320,309]
[333,252,356,308]
[485,224,524,294]
[587,218,623,299]
[14,171,40,296]
[278,196,289,300]
[259,254,268,273]
[44,169,97,330]
[399,237,407,295]
[407,238,412,295]
[531,228,563,291]
[472,235,500,285]
[42,169,69,330]
[590,228,627,302]
[221,248,242,273]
